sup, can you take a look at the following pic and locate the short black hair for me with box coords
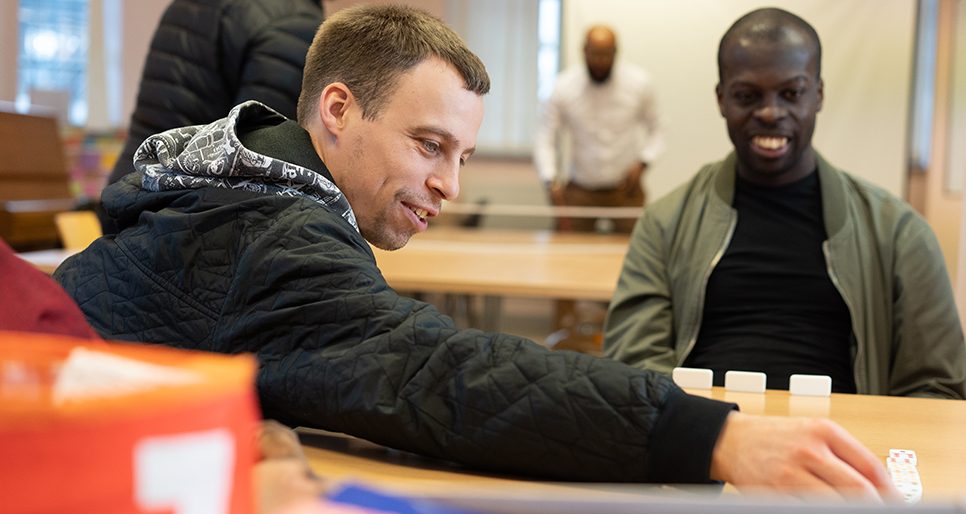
[717,7,822,82]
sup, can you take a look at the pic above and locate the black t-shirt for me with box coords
[683,171,856,393]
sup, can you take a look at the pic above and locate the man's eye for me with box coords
[733,91,756,103]
[422,140,440,153]
[784,88,805,100]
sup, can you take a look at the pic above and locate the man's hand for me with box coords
[710,412,899,500]
[255,458,328,514]
[622,162,646,197]
[255,420,327,514]
[545,180,565,206]
[258,419,309,460]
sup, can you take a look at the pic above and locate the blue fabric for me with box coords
[327,483,478,514]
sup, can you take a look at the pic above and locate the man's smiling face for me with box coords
[716,32,823,186]
[334,57,484,250]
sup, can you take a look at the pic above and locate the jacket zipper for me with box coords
[681,214,738,362]
[822,241,863,393]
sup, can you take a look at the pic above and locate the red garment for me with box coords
[0,239,98,339]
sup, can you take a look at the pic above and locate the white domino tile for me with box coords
[724,370,766,393]
[886,449,922,504]
[672,367,713,389]
[889,448,918,467]
[789,374,832,397]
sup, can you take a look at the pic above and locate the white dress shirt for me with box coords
[534,62,664,189]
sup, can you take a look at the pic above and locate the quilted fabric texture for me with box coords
[57,105,733,483]
[107,0,323,187]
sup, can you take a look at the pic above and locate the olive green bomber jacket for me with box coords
[604,152,966,399]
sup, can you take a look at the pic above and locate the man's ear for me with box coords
[816,78,824,113]
[317,83,354,135]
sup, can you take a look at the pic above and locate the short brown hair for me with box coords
[297,4,490,125]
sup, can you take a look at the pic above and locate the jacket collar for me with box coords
[814,152,848,237]
[710,150,847,237]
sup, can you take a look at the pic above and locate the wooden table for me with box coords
[16,248,75,275]
[300,389,966,506]
[372,227,629,301]
[689,388,966,499]
[299,428,719,514]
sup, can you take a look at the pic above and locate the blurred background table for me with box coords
[371,226,628,301]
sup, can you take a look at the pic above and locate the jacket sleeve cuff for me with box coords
[644,387,737,483]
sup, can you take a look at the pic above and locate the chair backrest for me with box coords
[0,111,71,201]
[0,111,75,249]
[54,211,102,251]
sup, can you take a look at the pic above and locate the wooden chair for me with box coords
[0,111,77,250]
[54,211,101,251]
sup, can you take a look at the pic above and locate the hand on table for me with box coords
[709,412,900,501]
[255,420,328,514]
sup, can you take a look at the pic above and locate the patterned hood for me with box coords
[133,101,358,231]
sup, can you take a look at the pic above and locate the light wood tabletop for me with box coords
[300,389,966,503]
[689,388,966,499]
[372,227,629,301]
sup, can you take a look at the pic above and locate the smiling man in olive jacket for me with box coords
[605,8,966,399]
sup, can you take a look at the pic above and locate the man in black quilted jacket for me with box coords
[101,0,324,232]
[57,5,895,498]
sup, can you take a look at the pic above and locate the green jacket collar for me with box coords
[710,150,848,237]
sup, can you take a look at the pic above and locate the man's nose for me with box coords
[427,161,460,201]
[754,96,787,124]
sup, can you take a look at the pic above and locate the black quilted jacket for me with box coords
[57,103,733,483]
[106,0,323,188]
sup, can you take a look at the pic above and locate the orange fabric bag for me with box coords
[0,331,259,514]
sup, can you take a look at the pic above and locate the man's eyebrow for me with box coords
[413,125,476,156]
[781,76,811,85]
[729,75,811,88]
